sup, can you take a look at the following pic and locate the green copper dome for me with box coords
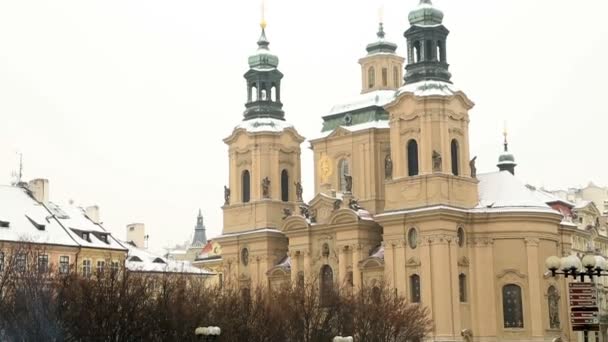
[366,22,398,54]
[248,29,279,69]
[498,152,515,163]
[408,0,444,27]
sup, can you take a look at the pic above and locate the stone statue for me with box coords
[224,186,230,205]
[262,177,271,199]
[282,207,293,220]
[322,243,330,258]
[461,329,473,342]
[432,150,442,172]
[349,198,363,211]
[333,199,342,211]
[548,287,560,329]
[309,208,317,223]
[384,154,393,180]
[469,156,477,179]
[294,181,303,202]
[299,204,309,218]
[345,175,353,193]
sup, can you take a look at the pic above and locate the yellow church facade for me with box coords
[214,1,585,341]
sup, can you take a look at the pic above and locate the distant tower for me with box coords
[359,12,405,93]
[192,209,207,246]
[497,126,517,175]
[126,223,146,248]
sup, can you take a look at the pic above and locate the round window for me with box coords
[241,248,249,266]
[408,228,418,249]
[457,227,465,247]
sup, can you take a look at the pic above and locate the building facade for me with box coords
[214,1,591,341]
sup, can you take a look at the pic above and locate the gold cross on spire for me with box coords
[260,0,267,30]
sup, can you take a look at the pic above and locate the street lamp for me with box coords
[195,326,221,341]
[545,254,607,281]
[333,336,354,342]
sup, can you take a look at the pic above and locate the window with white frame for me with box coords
[37,254,49,273]
[16,253,26,273]
[82,259,92,277]
[59,256,69,274]
[96,260,105,275]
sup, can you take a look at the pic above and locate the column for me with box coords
[526,238,543,337]
[384,242,395,287]
[429,235,454,338]
[353,244,363,290]
[395,241,407,296]
[303,250,312,284]
[290,251,299,285]
[471,237,497,338]
[338,245,347,287]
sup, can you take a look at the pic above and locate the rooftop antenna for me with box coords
[10,152,24,186]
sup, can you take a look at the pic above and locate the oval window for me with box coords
[457,227,465,247]
[408,228,418,249]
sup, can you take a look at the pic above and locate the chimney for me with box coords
[28,179,49,203]
[86,206,100,224]
[126,223,146,248]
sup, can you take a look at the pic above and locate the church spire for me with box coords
[243,1,285,121]
[497,124,517,175]
[192,209,207,246]
[403,0,452,84]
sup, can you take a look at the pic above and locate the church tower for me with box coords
[217,16,304,290]
[382,0,478,211]
[191,209,207,246]
[359,20,405,94]
[497,128,517,175]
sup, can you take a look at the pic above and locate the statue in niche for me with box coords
[469,156,477,179]
[294,181,303,202]
[461,329,473,342]
[224,186,231,205]
[384,154,393,180]
[282,207,293,220]
[432,150,442,172]
[322,243,330,258]
[345,175,353,193]
[548,286,560,329]
[262,177,271,198]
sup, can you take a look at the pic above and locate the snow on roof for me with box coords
[575,200,593,210]
[123,242,213,275]
[530,187,575,207]
[313,120,389,140]
[476,171,553,210]
[217,228,283,239]
[235,118,294,133]
[0,185,78,247]
[327,90,396,116]
[49,202,126,251]
[397,80,460,97]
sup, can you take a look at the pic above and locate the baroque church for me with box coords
[214,1,578,341]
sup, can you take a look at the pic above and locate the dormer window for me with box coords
[128,256,143,262]
[152,257,166,264]
[82,232,90,242]
[25,215,45,231]
[0,220,9,228]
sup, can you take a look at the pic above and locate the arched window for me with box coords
[457,227,465,247]
[368,67,375,88]
[281,169,289,202]
[413,41,421,63]
[251,84,258,102]
[459,274,467,302]
[338,159,350,192]
[451,139,460,176]
[320,265,334,306]
[410,274,421,303]
[242,170,251,203]
[241,287,251,309]
[382,68,388,86]
[503,284,524,328]
[548,286,560,329]
[407,140,419,176]
[393,66,399,87]
[271,85,277,101]
[436,40,443,62]
[297,271,304,288]
[425,40,433,61]
[261,88,267,101]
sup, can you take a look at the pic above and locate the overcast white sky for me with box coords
[1,0,607,251]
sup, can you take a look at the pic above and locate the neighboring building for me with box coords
[167,209,209,262]
[126,223,146,248]
[123,241,213,277]
[192,240,223,286]
[214,1,591,341]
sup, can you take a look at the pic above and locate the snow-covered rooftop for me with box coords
[235,118,294,133]
[49,202,126,251]
[0,185,79,247]
[397,80,460,97]
[476,171,554,210]
[313,120,389,140]
[327,90,396,116]
[124,242,213,275]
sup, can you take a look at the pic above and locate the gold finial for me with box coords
[260,0,267,29]
[503,121,509,152]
